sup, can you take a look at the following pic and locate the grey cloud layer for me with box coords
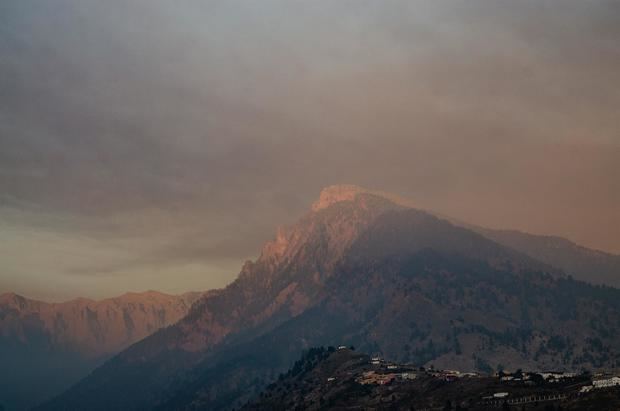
[1,0,619,300]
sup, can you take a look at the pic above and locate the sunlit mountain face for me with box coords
[1,1,619,411]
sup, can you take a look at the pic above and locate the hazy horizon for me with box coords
[1,0,619,301]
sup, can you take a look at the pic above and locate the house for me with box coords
[593,376,620,389]
[378,374,396,385]
[356,371,396,385]
[440,370,461,382]
[400,372,417,380]
[540,371,576,381]
[327,377,336,382]
[493,392,509,398]
[337,345,348,350]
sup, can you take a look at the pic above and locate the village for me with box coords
[246,346,620,410]
[320,346,620,409]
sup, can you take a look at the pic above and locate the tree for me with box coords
[530,373,545,386]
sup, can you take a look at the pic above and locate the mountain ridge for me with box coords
[0,289,206,357]
[314,186,620,285]
[473,227,620,288]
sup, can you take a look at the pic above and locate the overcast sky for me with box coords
[1,0,619,301]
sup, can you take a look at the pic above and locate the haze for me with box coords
[1,0,619,301]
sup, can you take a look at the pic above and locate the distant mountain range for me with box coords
[0,290,205,410]
[32,185,620,411]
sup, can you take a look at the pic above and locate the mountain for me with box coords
[37,185,620,411]
[0,290,205,411]
[315,188,620,289]
[472,228,620,288]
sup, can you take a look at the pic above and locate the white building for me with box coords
[540,372,576,381]
[593,376,620,389]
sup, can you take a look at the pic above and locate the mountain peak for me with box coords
[0,292,28,304]
[311,185,374,211]
[0,291,19,299]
